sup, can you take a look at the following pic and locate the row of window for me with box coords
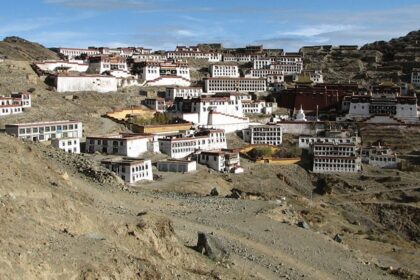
[18,124,79,135]
[1,107,22,114]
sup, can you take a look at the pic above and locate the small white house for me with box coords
[362,145,399,169]
[165,87,203,100]
[101,158,153,183]
[51,138,80,154]
[157,159,197,173]
[86,133,153,157]
[198,150,243,173]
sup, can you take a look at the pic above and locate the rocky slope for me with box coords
[0,134,238,279]
[301,30,420,84]
[0,36,59,61]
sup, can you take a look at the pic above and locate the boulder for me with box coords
[334,234,343,243]
[297,221,310,229]
[195,232,229,262]
[210,187,220,196]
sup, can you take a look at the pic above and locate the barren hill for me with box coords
[0,36,59,61]
[301,30,420,84]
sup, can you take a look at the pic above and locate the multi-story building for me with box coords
[158,129,227,159]
[209,64,240,78]
[198,150,243,173]
[133,61,191,86]
[58,48,100,59]
[241,100,278,115]
[340,93,419,123]
[0,92,31,116]
[171,95,250,132]
[51,138,80,154]
[101,158,153,183]
[165,86,203,100]
[242,125,283,146]
[88,56,128,75]
[270,63,303,75]
[166,46,222,62]
[5,120,83,142]
[86,133,153,157]
[411,68,420,87]
[132,53,166,62]
[253,57,277,69]
[311,142,361,173]
[203,77,267,93]
[361,145,399,169]
[143,98,168,112]
[248,68,284,79]
[157,159,197,173]
[0,96,23,116]
[299,130,361,149]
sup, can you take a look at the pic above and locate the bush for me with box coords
[248,147,273,159]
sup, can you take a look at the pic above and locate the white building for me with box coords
[86,133,153,157]
[11,92,31,108]
[171,95,250,132]
[34,60,89,73]
[166,46,222,62]
[361,145,399,169]
[134,61,191,87]
[101,158,153,183]
[143,98,168,112]
[88,56,128,75]
[270,63,303,75]
[5,120,83,142]
[132,53,166,62]
[299,131,361,149]
[340,94,419,123]
[242,125,283,146]
[157,159,197,173]
[253,58,277,69]
[247,68,284,79]
[411,68,420,87]
[0,92,31,117]
[165,86,203,100]
[158,129,227,159]
[51,138,80,154]
[251,54,303,75]
[198,150,243,173]
[241,100,278,115]
[55,74,118,93]
[204,78,267,93]
[0,96,23,116]
[210,64,240,78]
[312,143,361,173]
[58,48,100,59]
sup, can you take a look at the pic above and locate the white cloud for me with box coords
[281,24,358,37]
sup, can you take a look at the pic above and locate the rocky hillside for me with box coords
[301,30,420,85]
[0,134,238,279]
[0,36,59,61]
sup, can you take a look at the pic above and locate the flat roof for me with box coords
[5,120,81,127]
[87,133,152,141]
[101,157,150,166]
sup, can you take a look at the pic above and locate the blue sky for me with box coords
[1,0,419,51]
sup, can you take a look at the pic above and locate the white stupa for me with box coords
[295,105,307,122]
